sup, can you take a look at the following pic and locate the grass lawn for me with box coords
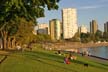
[0,47,108,72]
[0,55,3,59]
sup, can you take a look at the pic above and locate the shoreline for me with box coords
[78,53,108,61]
[43,42,108,60]
[43,42,108,50]
[89,55,108,60]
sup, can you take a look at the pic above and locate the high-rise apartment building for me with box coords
[49,19,61,40]
[104,22,108,38]
[79,25,88,33]
[90,20,98,34]
[104,22,108,33]
[62,8,78,39]
[33,26,38,35]
[37,23,49,35]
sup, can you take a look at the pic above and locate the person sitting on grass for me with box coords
[70,55,77,60]
[64,56,70,64]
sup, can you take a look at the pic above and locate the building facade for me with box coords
[62,8,78,39]
[104,22,108,33]
[49,19,61,40]
[80,25,88,33]
[37,23,49,35]
[90,20,98,34]
[33,26,38,35]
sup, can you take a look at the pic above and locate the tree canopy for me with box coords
[0,0,60,29]
[0,0,60,50]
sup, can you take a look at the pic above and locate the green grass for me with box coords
[0,48,108,72]
[0,55,3,59]
[0,55,4,60]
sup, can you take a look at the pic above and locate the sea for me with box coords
[78,46,108,59]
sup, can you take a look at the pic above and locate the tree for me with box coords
[0,0,60,50]
[103,32,108,42]
[15,18,35,46]
[0,0,60,26]
[80,32,91,43]
[34,34,51,43]
[95,30,103,42]
[0,20,18,49]
[71,32,80,42]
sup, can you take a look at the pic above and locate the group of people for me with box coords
[55,50,77,64]
[16,44,32,51]
[64,56,70,64]
[64,53,77,64]
[81,51,90,56]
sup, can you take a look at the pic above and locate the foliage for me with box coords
[34,34,51,42]
[80,30,104,43]
[95,30,103,42]
[15,18,35,45]
[4,20,18,36]
[80,32,91,43]
[71,32,80,42]
[0,0,60,49]
[103,32,108,42]
[0,20,18,49]
[0,0,60,26]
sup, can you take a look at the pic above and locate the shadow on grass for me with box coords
[14,50,108,71]
[0,55,8,64]
[24,51,64,63]
[72,59,108,70]
[92,61,108,67]
[33,57,78,72]
[22,51,78,72]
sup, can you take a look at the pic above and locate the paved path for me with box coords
[76,53,108,61]
[83,55,108,63]
[0,50,10,64]
[0,51,9,55]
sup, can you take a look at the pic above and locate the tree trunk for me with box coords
[12,37,16,49]
[1,31,8,50]
[7,37,11,49]
[4,36,7,49]
[0,38,3,49]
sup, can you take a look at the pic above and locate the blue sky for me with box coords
[37,0,108,31]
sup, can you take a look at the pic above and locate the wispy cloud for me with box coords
[78,5,104,10]
[98,0,108,2]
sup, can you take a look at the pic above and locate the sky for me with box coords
[37,0,108,31]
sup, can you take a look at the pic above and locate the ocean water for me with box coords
[78,46,108,59]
